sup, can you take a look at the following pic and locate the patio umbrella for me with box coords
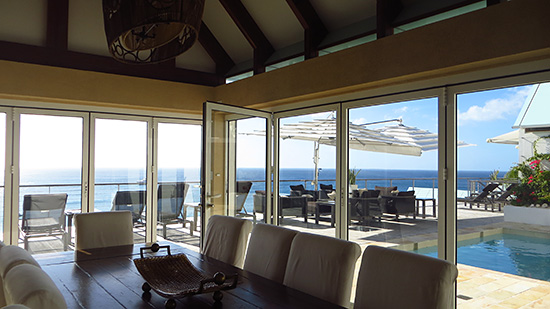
[374,122,474,151]
[245,118,423,190]
[486,130,519,145]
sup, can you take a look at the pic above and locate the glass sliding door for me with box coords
[17,111,87,254]
[455,82,550,307]
[0,112,6,242]
[346,95,440,252]
[202,102,271,246]
[276,109,339,237]
[156,121,201,246]
[92,116,149,244]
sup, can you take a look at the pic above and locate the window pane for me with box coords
[157,122,201,246]
[19,114,83,254]
[278,111,337,237]
[456,83,550,307]
[348,98,439,251]
[94,118,147,244]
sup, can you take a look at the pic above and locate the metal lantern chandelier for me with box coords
[103,0,205,64]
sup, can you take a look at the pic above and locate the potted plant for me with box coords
[349,168,361,191]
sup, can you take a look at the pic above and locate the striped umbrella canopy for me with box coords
[375,123,474,151]
[273,118,423,156]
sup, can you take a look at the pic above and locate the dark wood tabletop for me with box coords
[36,242,343,308]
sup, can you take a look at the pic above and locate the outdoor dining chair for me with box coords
[354,245,458,309]
[283,232,361,307]
[20,193,69,251]
[203,215,252,268]
[243,223,298,283]
[74,210,133,250]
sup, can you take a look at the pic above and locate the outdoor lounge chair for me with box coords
[111,190,146,225]
[492,183,518,211]
[457,183,500,210]
[157,182,189,238]
[235,181,254,221]
[20,193,69,251]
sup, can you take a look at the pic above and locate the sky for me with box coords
[0,83,538,179]
[236,84,536,172]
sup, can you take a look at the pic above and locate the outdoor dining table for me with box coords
[35,241,343,308]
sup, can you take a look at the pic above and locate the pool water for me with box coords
[414,231,550,282]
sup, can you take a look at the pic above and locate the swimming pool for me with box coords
[414,230,550,282]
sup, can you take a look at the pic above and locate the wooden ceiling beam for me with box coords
[199,21,235,82]
[286,0,328,59]
[0,41,220,86]
[377,0,403,39]
[219,0,274,74]
[46,0,69,50]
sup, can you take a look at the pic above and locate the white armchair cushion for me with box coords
[74,211,134,250]
[203,215,252,268]
[354,245,458,309]
[0,246,42,307]
[283,232,361,307]
[243,223,298,283]
[0,246,40,278]
[4,264,66,309]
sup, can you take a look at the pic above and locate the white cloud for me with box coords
[458,86,533,125]
[395,106,408,113]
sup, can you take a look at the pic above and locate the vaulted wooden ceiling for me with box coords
[0,0,502,87]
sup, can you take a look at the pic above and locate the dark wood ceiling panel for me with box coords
[0,40,220,86]
[219,0,274,74]
[46,0,69,50]
[377,0,403,39]
[286,0,328,59]
[198,21,235,79]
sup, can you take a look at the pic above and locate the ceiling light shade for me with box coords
[103,0,205,64]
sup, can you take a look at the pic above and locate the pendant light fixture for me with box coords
[103,0,205,64]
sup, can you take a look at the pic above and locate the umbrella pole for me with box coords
[313,141,319,191]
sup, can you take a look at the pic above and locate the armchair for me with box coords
[386,190,416,220]
[349,190,382,225]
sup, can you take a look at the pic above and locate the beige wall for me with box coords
[0,0,549,113]
[0,60,213,114]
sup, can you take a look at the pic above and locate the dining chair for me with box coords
[243,223,298,283]
[202,215,253,268]
[354,245,458,309]
[20,193,68,251]
[74,211,134,250]
[283,232,361,307]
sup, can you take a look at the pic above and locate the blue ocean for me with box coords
[8,168,496,215]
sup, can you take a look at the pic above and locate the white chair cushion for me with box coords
[203,215,252,268]
[283,232,361,307]
[4,264,66,309]
[74,211,134,250]
[0,245,42,307]
[0,246,40,278]
[243,223,298,283]
[354,245,458,309]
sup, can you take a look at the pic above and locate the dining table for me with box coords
[35,241,343,308]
